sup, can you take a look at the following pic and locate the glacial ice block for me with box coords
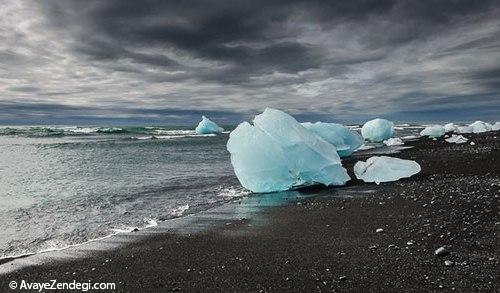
[227,108,350,193]
[354,156,421,184]
[444,123,458,133]
[445,134,468,144]
[420,125,445,138]
[301,122,363,157]
[457,126,473,134]
[492,122,500,131]
[361,118,394,142]
[195,116,224,134]
[469,121,491,133]
[383,137,404,146]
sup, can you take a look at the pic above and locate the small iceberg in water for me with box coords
[361,118,394,142]
[420,125,445,138]
[445,134,468,144]
[226,108,350,193]
[302,122,363,157]
[354,156,421,184]
[195,116,224,134]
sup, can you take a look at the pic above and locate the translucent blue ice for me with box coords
[420,125,445,138]
[361,118,395,142]
[227,108,350,193]
[301,122,363,157]
[195,116,224,134]
[354,156,421,184]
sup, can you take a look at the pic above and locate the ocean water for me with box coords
[0,126,249,259]
[0,124,425,259]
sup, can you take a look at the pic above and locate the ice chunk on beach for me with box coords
[457,126,473,134]
[195,116,224,134]
[444,123,458,133]
[354,156,421,184]
[302,122,363,157]
[420,125,445,138]
[383,137,404,146]
[227,108,350,193]
[445,134,468,144]
[469,121,491,133]
[492,122,500,131]
[356,144,375,151]
[361,118,395,142]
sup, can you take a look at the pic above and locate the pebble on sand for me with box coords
[434,246,449,256]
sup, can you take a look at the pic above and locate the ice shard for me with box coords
[445,134,468,144]
[383,137,404,146]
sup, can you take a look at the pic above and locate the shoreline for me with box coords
[0,142,408,266]
[1,132,498,292]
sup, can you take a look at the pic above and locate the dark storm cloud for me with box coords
[1,0,499,124]
[0,101,244,125]
[468,67,500,91]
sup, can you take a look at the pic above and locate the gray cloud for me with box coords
[0,0,499,124]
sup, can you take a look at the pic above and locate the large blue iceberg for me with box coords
[361,118,394,142]
[301,122,363,157]
[195,116,224,134]
[354,156,421,184]
[227,108,350,193]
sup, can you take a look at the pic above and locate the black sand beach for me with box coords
[1,132,499,292]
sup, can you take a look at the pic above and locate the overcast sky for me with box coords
[1,0,499,125]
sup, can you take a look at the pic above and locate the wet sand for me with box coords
[1,132,498,292]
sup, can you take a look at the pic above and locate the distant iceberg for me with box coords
[227,108,350,193]
[445,134,468,144]
[383,137,404,146]
[420,125,445,138]
[361,118,395,142]
[492,122,500,131]
[444,123,458,133]
[469,121,491,133]
[195,116,224,134]
[354,156,421,184]
[302,122,363,157]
